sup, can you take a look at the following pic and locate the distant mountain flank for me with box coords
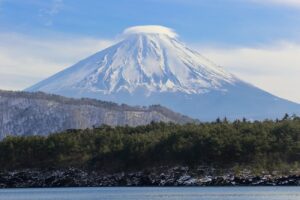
[26,25,300,120]
[0,90,194,139]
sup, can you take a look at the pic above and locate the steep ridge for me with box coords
[0,90,194,139]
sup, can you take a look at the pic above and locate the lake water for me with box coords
[0,187,299,200]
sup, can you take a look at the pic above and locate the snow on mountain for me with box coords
[26,25,300,121]
[0,90,194,139]
[28,26,235,95]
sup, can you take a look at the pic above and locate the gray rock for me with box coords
[0,167,299,188]
[0,90,195,139]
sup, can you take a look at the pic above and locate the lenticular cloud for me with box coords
[123,25,178,38]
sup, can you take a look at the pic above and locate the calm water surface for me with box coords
[0,187,299,200]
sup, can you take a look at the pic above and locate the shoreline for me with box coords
[1,167,299,188]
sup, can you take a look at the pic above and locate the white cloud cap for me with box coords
[123,25,178,38]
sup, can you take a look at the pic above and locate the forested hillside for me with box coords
[0,116,299,173]
[0,90,194,139]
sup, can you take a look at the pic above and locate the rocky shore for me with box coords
[0,167,299,188]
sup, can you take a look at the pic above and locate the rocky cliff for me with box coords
[0,90,193,139]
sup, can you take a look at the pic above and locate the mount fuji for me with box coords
[26,25,300,121]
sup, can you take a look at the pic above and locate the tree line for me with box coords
[0,115,299,172]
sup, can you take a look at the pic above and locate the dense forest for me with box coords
[0,115,299,173]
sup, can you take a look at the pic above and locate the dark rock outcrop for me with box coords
[0,167,299,188]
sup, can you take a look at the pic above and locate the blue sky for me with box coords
[0,0,300,102]
[1,0,300,45]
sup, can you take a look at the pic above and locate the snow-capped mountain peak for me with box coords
[27,25,236,95]
[27,25,300,121]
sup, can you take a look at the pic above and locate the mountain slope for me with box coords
[0,90,194,139]
[26,25,300,120]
